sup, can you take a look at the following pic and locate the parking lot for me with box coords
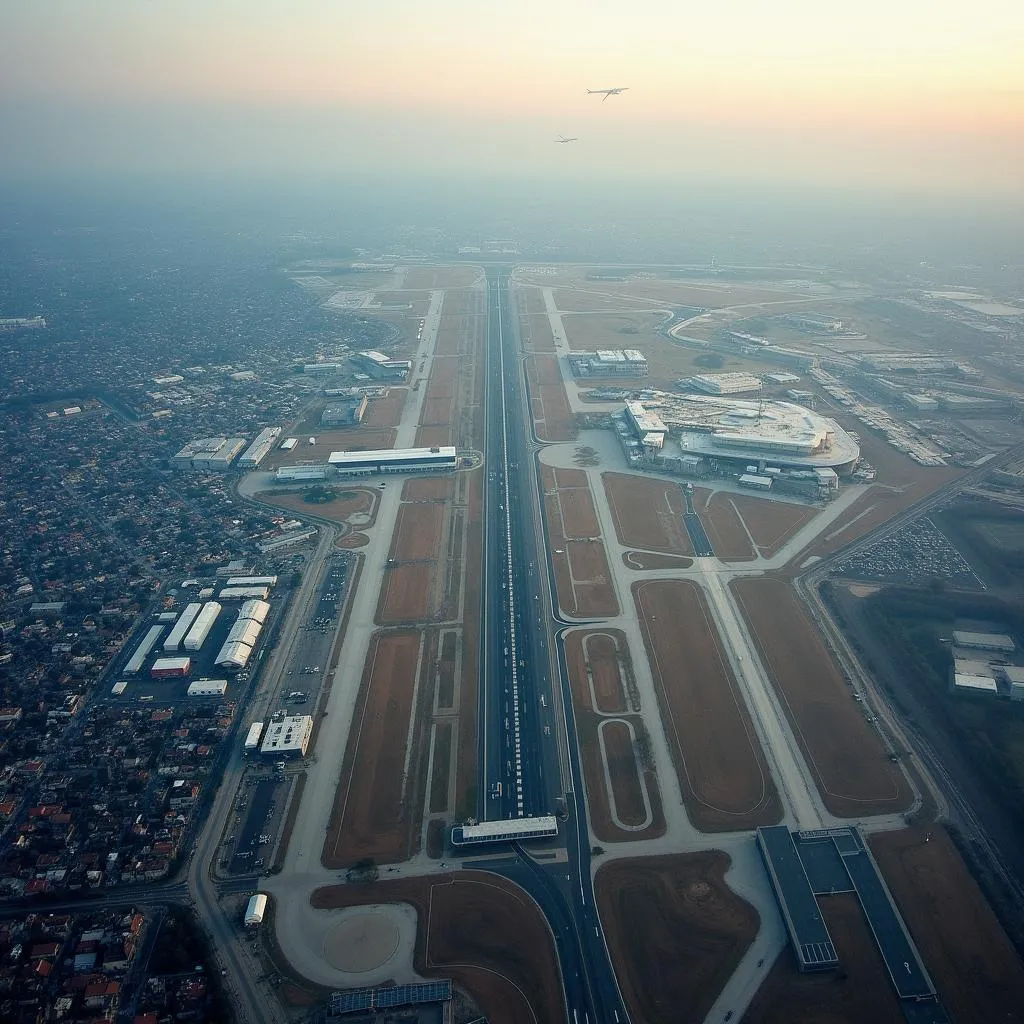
[225,774,289,874]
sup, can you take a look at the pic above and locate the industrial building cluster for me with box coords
[304,349,411,381]
[568,349,648,377]
[118,577,278,693]
[611,390,857,496]
[948,631,1024,700]
[172,427,282,472]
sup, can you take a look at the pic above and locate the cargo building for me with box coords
[183,602,222,651]
[124,625,165,675]
[164,603,203,651]
[151,656,191,679]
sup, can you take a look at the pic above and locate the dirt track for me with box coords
[564,629,665,842]
[729,493,818,556]
[870,825,1024,1022]
[311,871,565,1024]
[597,853,758,1024]
[622,551,694,570]
[525,355,575,441]
[696,488,755,560]
[602,720,647,826]
[732,576,911,815]
[634,580,781,831]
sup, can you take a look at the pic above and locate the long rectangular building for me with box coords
[164,603,203,651]
[238,427,282,469]
[124,625,164,675]
[328,446,457,476]
[183,601,221,651]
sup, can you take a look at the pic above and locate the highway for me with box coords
[479,267,630,1024]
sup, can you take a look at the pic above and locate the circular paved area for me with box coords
[323,911,400,973]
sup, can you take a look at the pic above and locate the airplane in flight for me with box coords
[556,136,578,144]
[587,87,628,101]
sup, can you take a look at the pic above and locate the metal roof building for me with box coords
[450,815,558,846]
[183,601,222,651]
[238,427,282,469]
[124,625,164,675]
[951,630,1015,653]
[164,603,203,651]
[226,576,278,587]
[187,679,228,697]
[219,586,271,601]
[260,715,314,757]
[329,446,458,476]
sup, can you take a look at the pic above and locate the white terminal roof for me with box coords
[629,391,860,468]
[454,816,559,842]
[328,446,457,465]
[152,656,191,671]
[187,680,228,696]
[164,603,203,650]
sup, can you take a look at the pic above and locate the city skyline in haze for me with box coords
[2,0,1023,196]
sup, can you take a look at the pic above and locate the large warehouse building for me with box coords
[621,392,860,474]
[328,446,457,476]
[260,715,314,758]
[568,350,648,377]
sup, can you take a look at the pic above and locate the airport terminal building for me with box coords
[618,392,860,477]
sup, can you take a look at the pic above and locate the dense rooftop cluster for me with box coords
[0,700,237,897]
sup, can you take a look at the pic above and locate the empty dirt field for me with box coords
[542,471,619,618]
[870,825,1024,1022]
[323,631,423,866]
[597,853,759,1024]
[425,356,459,399]
[414,425,454,448]
[634,580,781,831]
[377,562,437,623]
[518,312,556,352]
[729,493,818,556]
[402,476,454,501]
[743,892,905,1024]
[402,266,481,289]
[695,488,755,560]
[601,719,649,827]
[550,485,601,539]
[262,487,378,530]
[555,291,661,313]
[310,871,564,1024]
[389,502,445,561]
[731,576,912,816]
[363,388,407,428]
[420,396,454,425]
[623,551,693,570]
[525,355,575,442]
[603,472,693,555]
[566,540,620,617]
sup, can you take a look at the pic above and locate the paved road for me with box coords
[480,268,631,1024]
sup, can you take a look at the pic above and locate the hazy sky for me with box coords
[2,0,1022,195]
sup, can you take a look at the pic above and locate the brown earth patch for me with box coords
[415,425,454,448]
[402,266,480,289]
[390,501,445,561]
[514,287,547,316]
[311,872,564,1024]
[524,355,575,442]
[603,472,692,554]
[697,488,755,560]
[554,290,660,313]
[870,825,1024,1023]
[585,632,628,713]
[420,397,454,425]
[557,487,600,538]
[729,493,818,557]
[263,487,378,529]
[426,356,459,400]
[743,892,905,1024]
[378,562,435,622]
[554,467,589,487]
[566,540,619,616]
[323,631,423,865]
[732,576,912,815]
[563,629,665,841]
[622,551,694,570]
[428,721,453,814]
[338,532,369,548]
[310,427,396,453]
[364,388,407,429]
[402,476,455,501]
[602,720,647,827]
[634,579,781,830]
[519,313,556,352]
[597,853,759,1024]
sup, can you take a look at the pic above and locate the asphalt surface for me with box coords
[682,485,716,556]
[478,268,631,1024]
